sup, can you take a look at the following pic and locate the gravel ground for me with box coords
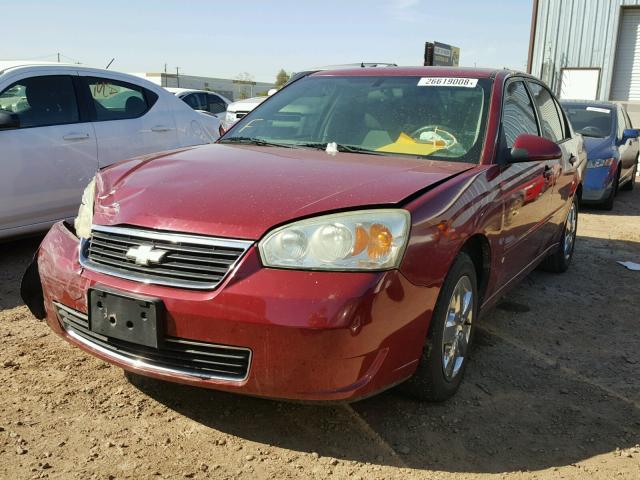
[1,181,639,480]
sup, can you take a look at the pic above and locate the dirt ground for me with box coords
[1,182,639,480]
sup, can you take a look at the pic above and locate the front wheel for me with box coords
[540,196,578,273]
[602,169,620,210]
[400,252,477,401]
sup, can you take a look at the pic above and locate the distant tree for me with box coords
[235,72,254,82]
[275,69,290,89]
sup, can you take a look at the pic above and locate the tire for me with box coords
[540,195,578,273]
[400,252,478,401]
[621,161,637,191]
[602,169,619,210]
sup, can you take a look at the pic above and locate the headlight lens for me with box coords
[259,209,410,270]
[587,157,614,168]
[74,177,96,239]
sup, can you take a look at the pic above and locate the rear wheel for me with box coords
[540,195,578,273]
[401,252,477,401]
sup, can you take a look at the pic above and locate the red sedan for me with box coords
[22,67,585,402]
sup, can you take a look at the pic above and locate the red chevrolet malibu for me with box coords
[22,67,585,402]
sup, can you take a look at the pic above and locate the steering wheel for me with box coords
[580,126,604,137]
[410,125,458,148]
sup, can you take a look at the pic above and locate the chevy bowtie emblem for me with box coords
[126,244,168,266]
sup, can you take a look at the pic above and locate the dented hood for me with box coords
[94,144,473,240]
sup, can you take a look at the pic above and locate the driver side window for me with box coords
[502,81,539,147]
[0,75,79,128]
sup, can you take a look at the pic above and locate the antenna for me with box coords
[105,58,115,69]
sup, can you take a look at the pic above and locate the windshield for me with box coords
[221,75,492,163]
[562,104,613,138]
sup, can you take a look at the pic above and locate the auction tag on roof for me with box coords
[418,77,478,88]
[586,106,611,113]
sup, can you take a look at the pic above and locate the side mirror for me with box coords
[622,128,639,141]
[0,111,20,130]
[508,134,562,163]
[267,88,278,96]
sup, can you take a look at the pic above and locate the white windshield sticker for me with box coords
[586,106,611,113]
[418,77,478,88]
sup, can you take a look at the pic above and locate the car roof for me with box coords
[310,66,503,78]
[166,87,210,95]
[560,99,618,108]
[0,60,73,75]
[0,62,178,98]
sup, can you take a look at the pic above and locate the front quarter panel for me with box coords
[400,166,502,298]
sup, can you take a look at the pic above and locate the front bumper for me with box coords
[35,222,437,402]
[582,165,615,202]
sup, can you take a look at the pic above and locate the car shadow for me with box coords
[0,235,42,310]
[580,178,640,216]
[128,231,640,474]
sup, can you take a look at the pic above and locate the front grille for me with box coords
[80,225,253,289]
[55,303,251,381]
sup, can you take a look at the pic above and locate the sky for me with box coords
[1,0,533,82]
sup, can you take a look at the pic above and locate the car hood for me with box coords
[583,136,615,159]
[228,97,266,112]
[94,144,474,240]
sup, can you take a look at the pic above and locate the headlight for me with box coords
[259,209,410,270]
[587,158,614,168]
[74,177,96,239]
[225,111,236,124]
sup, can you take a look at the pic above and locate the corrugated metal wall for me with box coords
[530,0,640,100]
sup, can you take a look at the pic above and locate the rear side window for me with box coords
[207,93,227,114]
[183,93,207,111]
[502,80,538,147]
[0,75,79,128]
[527,82,564,142]
[86,77,157,121]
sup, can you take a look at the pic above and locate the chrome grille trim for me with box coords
[55,302,252,382]
[79,225,253,290]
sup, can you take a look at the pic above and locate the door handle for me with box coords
[63,133,90,141]
[151,125,173,133]
[568,154,577,166]
[543,165,553,179]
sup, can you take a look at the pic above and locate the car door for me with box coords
[526,81,579,236]
[0,72,97,232]
[496,79,557,283]
[623,108,639,175]
[79,74,179,168]
[616,106,638,182]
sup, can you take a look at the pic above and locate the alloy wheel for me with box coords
[563,202,577,260]
[441,275,474,381]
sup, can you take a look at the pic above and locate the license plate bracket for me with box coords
[89,288,164,349]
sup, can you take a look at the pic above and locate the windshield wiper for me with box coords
[295,142,388,155]
[218,137,296,148]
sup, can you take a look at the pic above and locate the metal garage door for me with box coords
[611,9,640,101]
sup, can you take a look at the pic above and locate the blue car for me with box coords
[562,101,638,209]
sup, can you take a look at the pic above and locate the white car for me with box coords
[0,61,220,240]
[222,96,268,130]
[166,88,231,120]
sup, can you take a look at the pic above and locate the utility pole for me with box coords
[57,52,60,63]
[176,67,180,87]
